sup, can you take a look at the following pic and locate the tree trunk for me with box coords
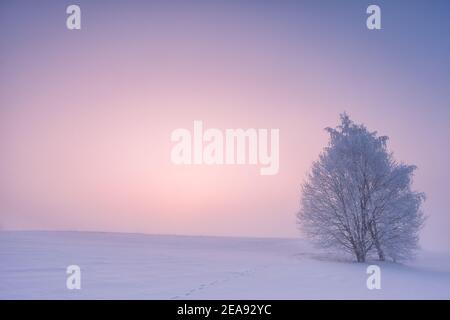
[369,224,385,261]
[372,236,386,261]
[372,235,385,261]
[377,249,385,261]
[354,248,366,263]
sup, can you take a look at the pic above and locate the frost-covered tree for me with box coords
[297,113,425,262]
[369,174,425,262]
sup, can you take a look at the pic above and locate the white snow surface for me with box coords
[0,231,449,299]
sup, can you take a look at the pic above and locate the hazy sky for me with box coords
[1,0,449,252]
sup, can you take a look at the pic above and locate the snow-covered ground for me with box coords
[0,231,449,299]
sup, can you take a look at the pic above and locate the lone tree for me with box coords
[297,114,425,262]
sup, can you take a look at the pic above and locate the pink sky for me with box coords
[1,1,450,252]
